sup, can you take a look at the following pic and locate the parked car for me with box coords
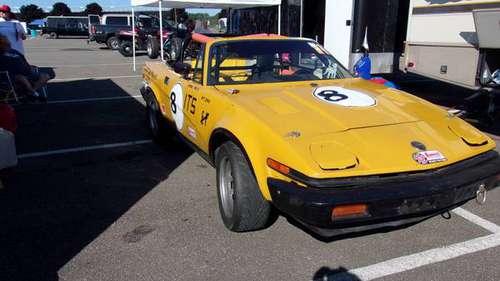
[42,16,88,39]
[90,15,155,50]
[140,34,500,237]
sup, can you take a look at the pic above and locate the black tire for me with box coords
[146,94,171,143]
[215,142,272,232]
[49,32,58,39]
[119,41,133,57]
[169,37,183,62]
[106,36,119,50]
[147,37,160,59]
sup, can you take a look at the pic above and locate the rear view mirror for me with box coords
[174,62,192,78]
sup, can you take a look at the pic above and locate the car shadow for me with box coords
[0,78,193,281]
[284,213,424,243]
[313,266,362,281]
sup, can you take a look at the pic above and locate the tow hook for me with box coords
[476,184,487,205]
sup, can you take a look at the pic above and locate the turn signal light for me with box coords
[267,158,290,175]
[332,204,368,220]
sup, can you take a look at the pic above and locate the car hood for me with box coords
[217,78,428,137]
[215,79,495,176]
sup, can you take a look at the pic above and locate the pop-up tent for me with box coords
[130,0,282,70]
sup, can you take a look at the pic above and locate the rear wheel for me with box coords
[147,37,160,59]
[119,41,133,57]
[106,36,119,50]
[169,37,183,62]
[215,142,272,232]
[146,94,171,143]
[49,32,58,39]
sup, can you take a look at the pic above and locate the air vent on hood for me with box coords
[448,118,489,146]
[310,142,358,170]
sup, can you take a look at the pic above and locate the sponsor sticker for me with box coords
[412,150,447,165]
[313,86,376,107]
[188,127,197,139]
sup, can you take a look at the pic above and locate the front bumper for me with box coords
[268,151,500,237]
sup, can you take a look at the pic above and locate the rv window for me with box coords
[106,17,128,26]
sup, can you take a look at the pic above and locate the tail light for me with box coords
[91,26,96,34]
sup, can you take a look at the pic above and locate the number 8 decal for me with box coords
[170,84,184,130]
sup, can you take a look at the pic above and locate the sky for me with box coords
[4,0,220,14]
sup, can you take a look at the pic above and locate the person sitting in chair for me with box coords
[0,34,54,101]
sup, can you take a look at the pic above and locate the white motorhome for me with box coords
[400,0,500,91]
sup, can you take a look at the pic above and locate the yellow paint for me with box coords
[142,37,496,202]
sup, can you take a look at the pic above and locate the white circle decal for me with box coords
[313,86,376,107]
[170,83,184,130]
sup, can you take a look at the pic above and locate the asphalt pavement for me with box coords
[0,37,499,281]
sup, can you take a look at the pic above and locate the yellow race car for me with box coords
[140,34,500,237]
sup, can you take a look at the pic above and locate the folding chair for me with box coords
[33,67,49,100]
[0,71,19,103]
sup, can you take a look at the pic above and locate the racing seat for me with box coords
[254,54,275,77]
[0,71,19,103]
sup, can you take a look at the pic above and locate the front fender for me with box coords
[211,110,307,201]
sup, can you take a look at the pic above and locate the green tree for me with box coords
[50,2,71,16]
[19,4,45,23]
[217,9,227,19]
[84,2,103,15]
[169,8,188,23]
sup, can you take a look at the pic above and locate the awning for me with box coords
[131,0,281,8]
[129,0,282,71]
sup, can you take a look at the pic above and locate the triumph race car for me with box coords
[140,34,500,237]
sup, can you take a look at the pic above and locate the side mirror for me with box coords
[174,62,192,78]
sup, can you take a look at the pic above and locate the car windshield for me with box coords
[207,39,352,85]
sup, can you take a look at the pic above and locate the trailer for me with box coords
[400,0,500,121]
[228,0,410,74]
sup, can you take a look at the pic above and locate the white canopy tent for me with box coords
[130,0,282,70]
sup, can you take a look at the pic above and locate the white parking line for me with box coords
[331,233,500,281]
[51,75,142,82]
[47,95,142,104]
[17,140,153,159]
[452,207,500,234]
[39,62,146,68]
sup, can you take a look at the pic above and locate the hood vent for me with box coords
[310,142,358,170]
[448,119,489,146]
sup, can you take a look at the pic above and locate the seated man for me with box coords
[0,34,54,101]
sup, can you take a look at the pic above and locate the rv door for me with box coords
[323,0,354,68]
[88,14,100,35]
[473,9,500,49]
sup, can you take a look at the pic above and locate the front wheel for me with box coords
[118,41,133,57]
[215,142,273,232]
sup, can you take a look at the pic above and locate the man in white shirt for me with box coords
[0,5,26,55]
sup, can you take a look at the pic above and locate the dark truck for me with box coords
[90,15,161,50]
[42,16,88,39]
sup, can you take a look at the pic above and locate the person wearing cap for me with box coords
[0,5,26,55]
